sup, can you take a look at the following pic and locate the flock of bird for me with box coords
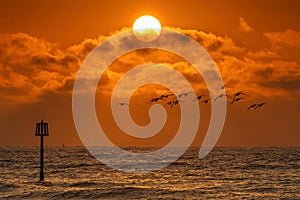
[117,86,267,111]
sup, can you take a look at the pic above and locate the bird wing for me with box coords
[230,99,235,104]
[147,98,154,102]
[256,103,266,108]
[247,104,257,110]
[235,91,246,96]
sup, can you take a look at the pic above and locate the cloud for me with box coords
[0,33,79,103]
[238,17,254,33]
[245,50,281,61]
[1,27,300,105]
[174,27,245,54]
[165,27,300,99]
[264,29,300,48]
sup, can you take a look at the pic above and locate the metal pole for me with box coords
[40,120,44,181]
[35,120,48,181]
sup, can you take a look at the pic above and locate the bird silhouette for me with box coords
[117,102,129,106]
[164,99,182,108]
[219,85,226,90]
[164,101,174,107]
[231,91,246,100]
[255,103,267,109]
[247,104,257,110]
[247,103,267,110]
[214,94,230,101]
[201,99,211,104]
[173,99,182,105]
[160,93,175,99]
[147,93,175,105]
[219,84,233,91]
[177,92,192,99]
[147,97,164,104]
[231,97,244,104]
[193,95,206,101]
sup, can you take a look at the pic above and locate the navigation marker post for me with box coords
[35,120,49,181]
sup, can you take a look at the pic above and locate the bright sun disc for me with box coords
[133,15,161,42]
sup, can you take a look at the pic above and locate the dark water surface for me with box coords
[0,147,299,199]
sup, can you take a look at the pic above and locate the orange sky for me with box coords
[0,0,300,147]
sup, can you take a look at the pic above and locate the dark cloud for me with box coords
[207,40,223,52]
[261,78,300,92]
[254,66,274,79]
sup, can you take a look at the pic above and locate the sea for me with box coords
[0,147,299,199]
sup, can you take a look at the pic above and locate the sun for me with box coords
[133,15,161,42]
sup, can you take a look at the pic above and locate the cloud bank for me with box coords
[1,27,300,105]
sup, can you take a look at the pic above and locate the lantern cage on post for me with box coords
[35,120,49,136]
[35,120,49,181]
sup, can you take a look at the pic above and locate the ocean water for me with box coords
[0,147,299,199]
